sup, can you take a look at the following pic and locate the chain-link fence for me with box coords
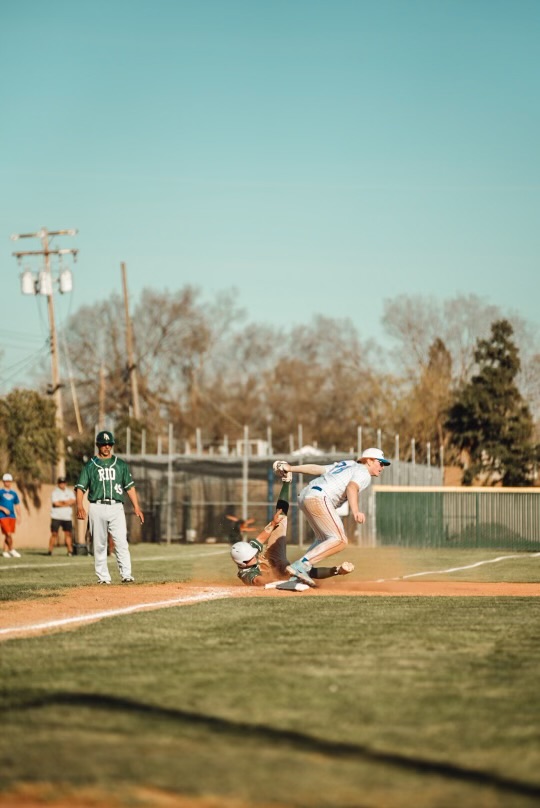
[122,453,444,545]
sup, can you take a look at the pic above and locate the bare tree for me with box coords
[383,294,506,383]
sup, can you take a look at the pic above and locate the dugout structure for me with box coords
[121,453,443,546]
[373,486,540,551]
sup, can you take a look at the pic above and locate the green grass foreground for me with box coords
[1,545,540,807]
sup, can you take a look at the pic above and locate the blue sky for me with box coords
[1,0,539,389]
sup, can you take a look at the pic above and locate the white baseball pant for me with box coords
[88,502,132,583]
[298,492,348,564]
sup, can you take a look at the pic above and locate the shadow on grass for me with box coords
[8,689,540,799]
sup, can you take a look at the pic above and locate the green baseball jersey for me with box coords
[75,455,136,502]
[236,539,264,586]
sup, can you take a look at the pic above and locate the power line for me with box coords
[0,344,50,388]
[0,329,45,344]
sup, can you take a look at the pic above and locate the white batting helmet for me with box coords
[231,541,258,567]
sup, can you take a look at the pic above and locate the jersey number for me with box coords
[330,461,349,475]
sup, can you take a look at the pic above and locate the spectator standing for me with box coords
[0,473,22,559]
[48,477,76,556]
[75,430,144,584]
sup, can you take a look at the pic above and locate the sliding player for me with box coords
[230,478,354,591]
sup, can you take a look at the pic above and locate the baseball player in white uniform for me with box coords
[273,448,390,586]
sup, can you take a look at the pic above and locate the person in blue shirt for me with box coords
[0,473,22,559]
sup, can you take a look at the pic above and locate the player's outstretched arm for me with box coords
[288,463,326,476]
[255,508,286,545]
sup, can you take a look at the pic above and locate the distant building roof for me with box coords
[292,444,324,456]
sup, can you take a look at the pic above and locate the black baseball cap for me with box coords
[57,477,67,483]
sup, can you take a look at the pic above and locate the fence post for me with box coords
[242,425,249,520]
[166,423,173,544]
[357,426,362,457]
[141,428,146,456]
[298,456,304,548]
[267,465,274,522]
[370,487,377,547]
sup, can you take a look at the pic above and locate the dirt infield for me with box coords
[2,578,540,641]
[0,784,275,808]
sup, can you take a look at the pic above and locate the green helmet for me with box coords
[96,430,115,446]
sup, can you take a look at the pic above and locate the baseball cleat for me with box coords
[98,580,111,585]
[286,559,317,588]
[337,561,354,575]
[9,549,21,558]
[121,576,135,583]
[2,551,11,558]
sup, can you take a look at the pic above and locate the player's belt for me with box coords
[311,486,323,492]
[90,499,121,505]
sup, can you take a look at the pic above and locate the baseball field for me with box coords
[1,544,540,808]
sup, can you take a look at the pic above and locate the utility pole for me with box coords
[121,262,140,420]
[98,365,106,430]
[60,331,83,435]
[11,227,78,479]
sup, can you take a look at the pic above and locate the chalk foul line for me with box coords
[373,552,540,582]
[0,587,238,638]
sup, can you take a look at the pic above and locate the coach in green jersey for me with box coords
[76,430,144,585]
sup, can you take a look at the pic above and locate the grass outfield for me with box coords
[1,545,540,807]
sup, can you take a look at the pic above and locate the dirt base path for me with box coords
[2,579,540,641]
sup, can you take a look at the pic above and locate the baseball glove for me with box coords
[272,460,292,483]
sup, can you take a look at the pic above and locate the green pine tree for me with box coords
[446,320,538,486]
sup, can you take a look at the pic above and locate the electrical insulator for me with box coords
[59,268,73,293]
[37,270,53,296]
[20,269,36,295]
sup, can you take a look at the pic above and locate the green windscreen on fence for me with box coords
[375,490,540,551]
